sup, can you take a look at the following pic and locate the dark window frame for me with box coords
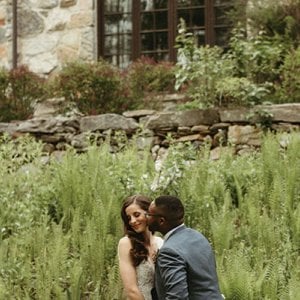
[97,0,233,66]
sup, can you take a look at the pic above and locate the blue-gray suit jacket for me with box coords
[155,225,223,300]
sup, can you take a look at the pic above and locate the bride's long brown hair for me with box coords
[121,195,152,267]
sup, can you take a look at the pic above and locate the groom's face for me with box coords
[146,202,164,233]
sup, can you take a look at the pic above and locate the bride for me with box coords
[118,195,163,300]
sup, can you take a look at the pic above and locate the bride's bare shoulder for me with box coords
[118,236,131,248]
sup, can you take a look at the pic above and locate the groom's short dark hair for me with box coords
[154,195,184,224]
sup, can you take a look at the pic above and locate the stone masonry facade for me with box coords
[0,0,95,74]
[0,1,288,75]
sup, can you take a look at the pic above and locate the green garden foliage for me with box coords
[243,0,300,46]
[0,1,300,121]
[175,34,234,108]
[175,0,300,109]
[53,60,129,115]
[0,133,300,299]
[175,19,285,108]
[275,46,300,103]
[125,56,176,109]
[227,26,284,84]
[0,66,48,122]
[0,59,177,122]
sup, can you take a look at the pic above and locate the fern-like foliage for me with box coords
[1,132,300,298]
[219,247,255,299]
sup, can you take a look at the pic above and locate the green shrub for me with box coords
[216,77,273,107]
[0,68,9,100]
[125,56,176,108]
[175,20,234,108]
[0,66,47,122]
[54,60,129,115]
[227,26,284,84]
[174,18,289,108]
[243,0,300,47]
[0,68,10,121]
[274,46,300,103]
[0,134,46,238]
[175,19,272,108]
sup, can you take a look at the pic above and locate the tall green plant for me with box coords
[227,26,284,83]
[125,56,176,110]
[175,19,276,108]
[0,66,47,122]
[0,68,9,101]
[244,0,300,46]
[54,60,128,115]
[1,133,300,298]
[275,46,300,103]
[175,19,234,108]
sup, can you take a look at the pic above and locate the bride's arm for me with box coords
[118,237,145,300]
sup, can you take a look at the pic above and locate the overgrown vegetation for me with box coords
[0,2,299,299]
[0,66,48,122]
[0,58,177,121]
[175,0,300,109]
[0,132,299,299]
[129,57,175,95]
[53,59,134,115]
[0,0,299,120]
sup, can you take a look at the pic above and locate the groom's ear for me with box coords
[159,216,165,225]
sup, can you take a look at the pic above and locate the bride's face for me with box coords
[125,203,148,233]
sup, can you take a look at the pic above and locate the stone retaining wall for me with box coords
[1,98,300,160]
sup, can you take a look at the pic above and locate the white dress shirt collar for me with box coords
[164,223,185,241]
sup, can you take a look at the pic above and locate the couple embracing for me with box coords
[118,195,224,300]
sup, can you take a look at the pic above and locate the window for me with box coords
[97,0,235,67]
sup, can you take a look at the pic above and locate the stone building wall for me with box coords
[0,1,292,75]
[0,0,95,75]
[0,0,9,66]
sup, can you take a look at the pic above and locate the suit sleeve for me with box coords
[156,247,189,300]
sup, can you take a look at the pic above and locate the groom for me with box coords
[146,195,224,300]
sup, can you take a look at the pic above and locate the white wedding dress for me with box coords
[135,236,163,300]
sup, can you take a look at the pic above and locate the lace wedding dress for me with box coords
[136,236,163,300]
[136,259,155,300]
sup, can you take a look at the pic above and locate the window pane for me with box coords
[141,31,168,52]
[154,51,169,61]
[141,0,154,11]
[156,32,168,50]
[192,8,205,27]
[177,7,205,27]
[141,12,154,30]
[178,0,205,7]
[193,29,205,45]
[105,14,132,34]
[119,55,131,68]
[215,0,234,5]
[104,0,131,13]
[156,11,168,29]
[106,54,131,68]
[177,9,191,25]
[104,35,114,53]
[215,28,231,47]
[122,34,132,52]
[215,7,232,26]
[155,0,168,9]
[141,33,154,51]
[104,34,132,55]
